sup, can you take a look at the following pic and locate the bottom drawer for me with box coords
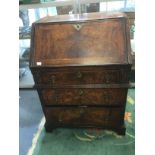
[44,107,124,128]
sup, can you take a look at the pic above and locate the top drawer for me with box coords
[32,68,130,86]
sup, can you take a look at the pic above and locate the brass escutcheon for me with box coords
[73,24,82,31]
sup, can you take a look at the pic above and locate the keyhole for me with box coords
[73,24,82,31]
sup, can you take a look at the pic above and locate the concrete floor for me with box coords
[19,90,43,155]
[19,67,34,88]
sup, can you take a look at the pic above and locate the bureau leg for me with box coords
[113,125,126,136]
[44,123,55,132]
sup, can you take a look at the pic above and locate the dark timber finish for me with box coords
[30,12,132,135]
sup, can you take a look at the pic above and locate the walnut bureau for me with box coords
[30,12,132,135]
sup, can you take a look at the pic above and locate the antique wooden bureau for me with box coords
[30,12,132,135]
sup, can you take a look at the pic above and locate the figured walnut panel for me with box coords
[34,19,127,66]
[44,107,124,127]
[41,88,127,106]
[33,68,130,85]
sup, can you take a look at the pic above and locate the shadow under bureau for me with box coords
[30,12,132,135]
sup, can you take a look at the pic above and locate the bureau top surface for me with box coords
[35,12,126,24]
[30,12,131,67]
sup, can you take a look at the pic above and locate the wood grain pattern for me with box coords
[33,20,127,66]
[30,12,131,135]
[44,107,124,127]
[41,88,127,106]
[32,66,130,86]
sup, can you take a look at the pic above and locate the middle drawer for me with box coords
[40,88,127,106]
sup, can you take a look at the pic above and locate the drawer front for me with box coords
[33,69,129,85]
[41,88,127,106]
[44,107,124,127]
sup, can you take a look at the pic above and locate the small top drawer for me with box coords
[33,68,129,86]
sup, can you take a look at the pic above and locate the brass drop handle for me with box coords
[105,74,110,83]
[79,106,87,115]
[77,71,82,78]
[78,89,84,96]
[50,75,56,84]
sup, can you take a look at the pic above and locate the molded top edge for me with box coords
[35,12,127,24]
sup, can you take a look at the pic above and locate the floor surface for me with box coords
[19,90,43,155]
